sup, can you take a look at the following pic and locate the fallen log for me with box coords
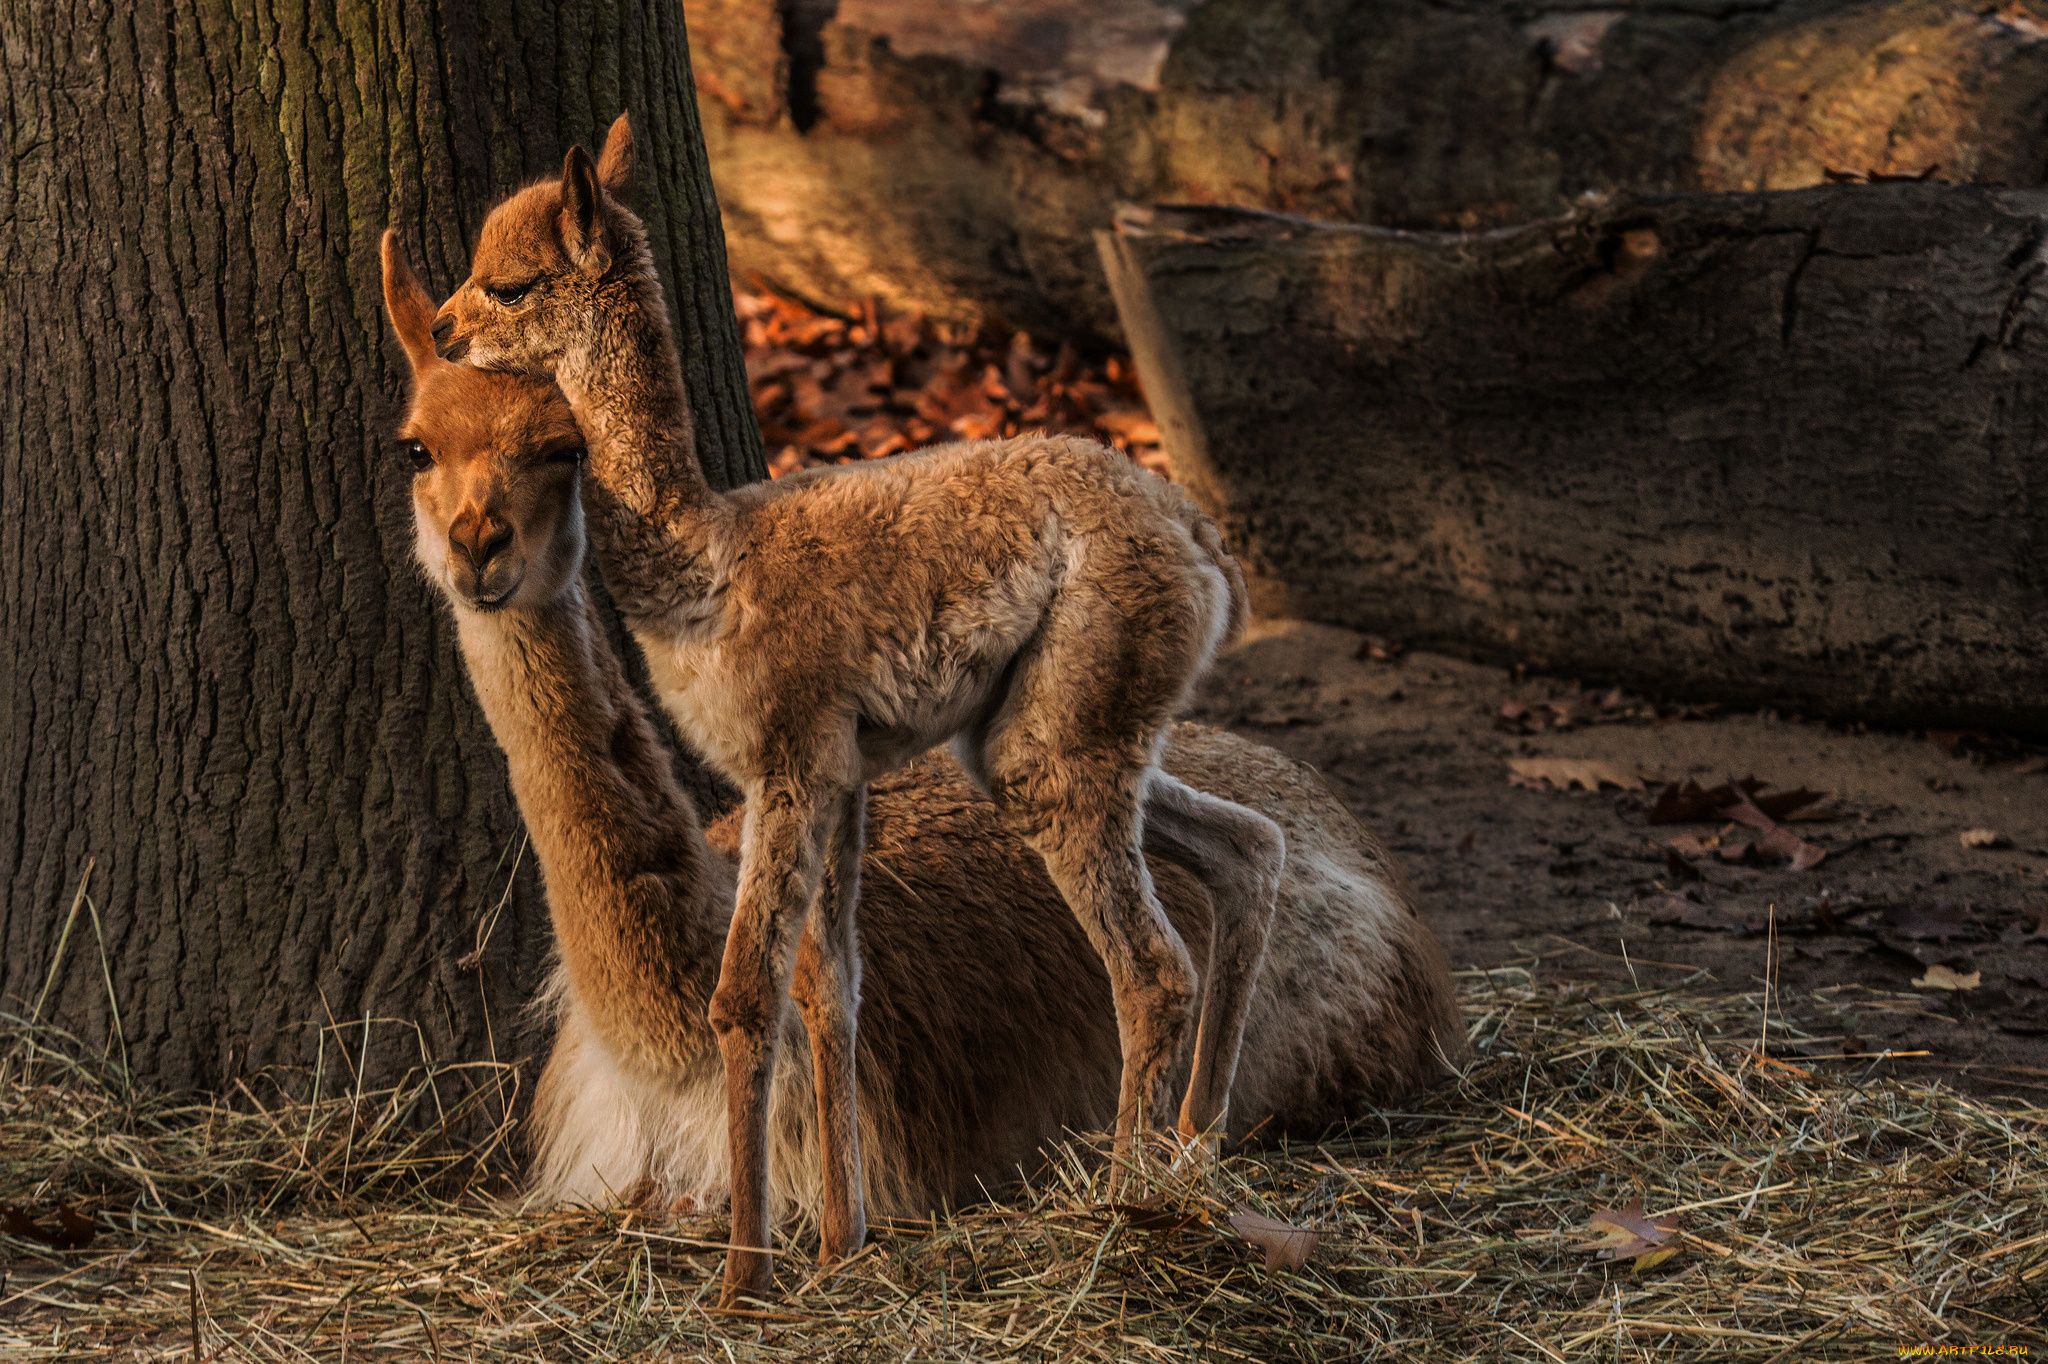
[1099,186,2048,733]
[689,0,2048,342]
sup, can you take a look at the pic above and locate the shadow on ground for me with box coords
[1194,619,2048,1103]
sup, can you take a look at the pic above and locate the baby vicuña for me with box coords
[429,115,1287,1301]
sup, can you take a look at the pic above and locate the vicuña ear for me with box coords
[380,228,444,378]
[560,145,611,275]
[597,113,634,199]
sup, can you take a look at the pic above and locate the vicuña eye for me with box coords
[406,441,433,473]
[546,446,586,466]
[487,283,532,306]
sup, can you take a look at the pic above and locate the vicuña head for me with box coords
[428,114,640,373]
[383,229,590,609]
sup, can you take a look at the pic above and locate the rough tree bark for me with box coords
[1100,188,2048,733]
[0,0,765,1098]
[686,0,2048,343]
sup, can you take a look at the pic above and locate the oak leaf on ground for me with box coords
[1912,963,1981,991]
[1718,782,1827,870]
[1228,1208,1321,1273]
[1571,1196,1682,1271]
[1649,778,1832,825]
[1507,759,1646,793]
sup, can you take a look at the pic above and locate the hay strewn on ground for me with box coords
[3,971,2042,1361]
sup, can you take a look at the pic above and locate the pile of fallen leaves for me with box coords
[736,287,1166,479]
[6,972,2043,1361]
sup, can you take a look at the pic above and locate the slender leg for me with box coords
[789,782,867,1267]
[708,781,833,1306]
[965,555,1228,1183]
[1141,771,1285,1148]
[992,754,1197,1181]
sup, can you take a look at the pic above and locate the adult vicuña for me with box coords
[384,231,1465,1246]
[430,116,1289,1297]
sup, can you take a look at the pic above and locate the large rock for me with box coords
[1098,186,2048,732]
[690,0,2048,341]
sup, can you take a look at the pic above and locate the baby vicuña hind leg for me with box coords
[1141,771,1286,1147]
[968,624,1207,1160]
[992,744,1195,1153]
[789,782,868,1267]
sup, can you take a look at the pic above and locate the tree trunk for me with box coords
[1099,188,2048,734]
[688,0,2048,345]
[0,0,764,1100]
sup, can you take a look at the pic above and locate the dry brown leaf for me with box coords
[1959,828,2009,849]
[1507,759,1644,793]
[1718,782,1826,871]
[1912,964,1981,991]
[1999,909,2048,944]
[1094,410,1160,444]
[1,1203,95,1251]
[1571,1196,1682,1271]
[1109,1202,1206,1234]
[1228,1208,1321,1273]
[737,285,1162,479]
[1497,699,1586,734]
[1646,888,1764,934]
[1649,778,1829,825]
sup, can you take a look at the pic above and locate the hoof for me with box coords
[817,1221,867,1268]
[1168,1127,1222,1177]
[718,1250,775,1308]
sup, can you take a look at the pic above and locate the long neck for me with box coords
[553,264,734,634]
[453,578,731,1070]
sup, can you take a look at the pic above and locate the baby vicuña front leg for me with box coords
[707,775,849,1305]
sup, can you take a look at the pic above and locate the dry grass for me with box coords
[4,970,2043,1361]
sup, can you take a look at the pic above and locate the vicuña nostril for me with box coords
[475,524,513,568]
[452,518,512,573]
[430,315,453,342]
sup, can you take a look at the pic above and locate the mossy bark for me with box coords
[0,0,762,1098]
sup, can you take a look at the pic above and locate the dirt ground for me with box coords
[1190,618,2048,1104]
